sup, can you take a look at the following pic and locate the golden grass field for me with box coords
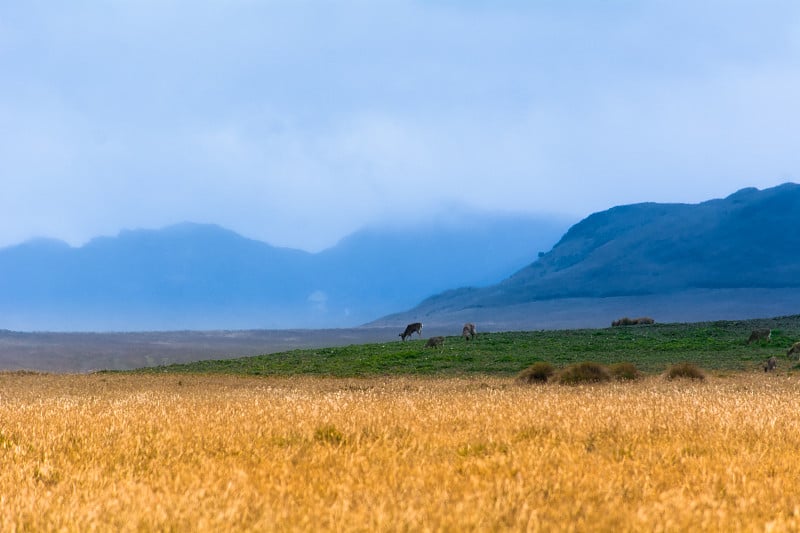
[2,371,800,531]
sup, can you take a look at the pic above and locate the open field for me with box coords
[141,315,800,377]
[4,289,800,373]
[3,372,800,531]
[0,327,400,373]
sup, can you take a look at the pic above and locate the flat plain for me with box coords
[4,316,800,530]
[3,371,800,531]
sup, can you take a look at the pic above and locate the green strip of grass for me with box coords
[132,315,800,377]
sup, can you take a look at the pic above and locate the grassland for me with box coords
[3,372,800,531]
[4,316,800,530]
[137,315,800,377]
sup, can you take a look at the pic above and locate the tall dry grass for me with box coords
[2,372,800,531]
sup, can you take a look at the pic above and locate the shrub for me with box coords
[664,363,706,381]
[314,424,345,445]
[557,362,611,385]
[609,362,641,381]
[517,362,555,384]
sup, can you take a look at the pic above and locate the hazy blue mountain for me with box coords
[389,183,800,321]
[0,214,569,331]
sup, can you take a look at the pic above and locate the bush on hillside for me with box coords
[608,362,641,381]
[557,362,611,385]
[517,362,556,384]
[664,363,705,381]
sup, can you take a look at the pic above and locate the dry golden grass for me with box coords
[2,371,800,531]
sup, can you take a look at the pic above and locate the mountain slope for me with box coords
[0,214,569,331]
[390,183,800,320]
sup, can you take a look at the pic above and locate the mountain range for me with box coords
[4,183,800,333]
[377,183,800,328]
[0,212,569,331]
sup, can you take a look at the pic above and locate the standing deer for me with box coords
[425,336,444,348]
[747,329,771,344]
[462,322,477,340]
[399,322,423,341]
[787,341,800,358]
[764,356,778,372]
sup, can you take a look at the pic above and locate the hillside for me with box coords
[0,213,568,331]
[380,183,800,324]
[137,315,800,376]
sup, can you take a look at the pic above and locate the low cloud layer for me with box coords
[1,1,798,250]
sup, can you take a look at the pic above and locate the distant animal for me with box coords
[747,329,772,344]
[787,341,800,358]
[399,322,423,341]
[425,336,444,348]
[611,317,655,327]
[764,356,778,372]
[462,322,477,340]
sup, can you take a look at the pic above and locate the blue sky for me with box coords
[1,1,798,251]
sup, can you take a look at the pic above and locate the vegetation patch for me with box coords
[517,362,555,384]
[131,315,800,377]
[4,372,800,530]
[557,362,611,385]
[608,362,641,381]
[313,424,345,446]
[664,363,706,381]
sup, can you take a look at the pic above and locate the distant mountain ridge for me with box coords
[0,213,569,331]
[384,183,800,323]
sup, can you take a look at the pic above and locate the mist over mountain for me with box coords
[0,213,569,331]
[380,183,800,326]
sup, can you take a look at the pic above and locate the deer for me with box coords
[425,336,444,348]
[764,356,778,372]
[747,329,771,344]
[399,322,423,341]
[462,322,477,340]
[786,341,800,358]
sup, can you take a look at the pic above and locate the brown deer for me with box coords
[462,322,477,340]
[425,336,444,348]
[399,322,423,341]
[747,329,771,344]
[764,356,778,372]
[787,341,800,358]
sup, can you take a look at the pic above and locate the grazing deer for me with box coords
[787,341,800,358]
[764,356,778,372]
[399,322,423,341]
[425,336,444,348]
[462,322,477,340]
[747,329,771,344]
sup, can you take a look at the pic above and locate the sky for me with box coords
[1,1,799,252]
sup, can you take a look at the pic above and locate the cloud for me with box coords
[1,1,799,250]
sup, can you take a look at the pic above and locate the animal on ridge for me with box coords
[786,341,800,358]
[399,322,423,341]
[425,336,444,348]
[462,323,477,340]
[747,329,771,344]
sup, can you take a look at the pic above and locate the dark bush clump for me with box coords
[517,362,556,384]
[608,362,641,381]
[664,363,706,381]
[557,362,611,385]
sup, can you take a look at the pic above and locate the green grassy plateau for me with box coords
[135,315,800,377]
